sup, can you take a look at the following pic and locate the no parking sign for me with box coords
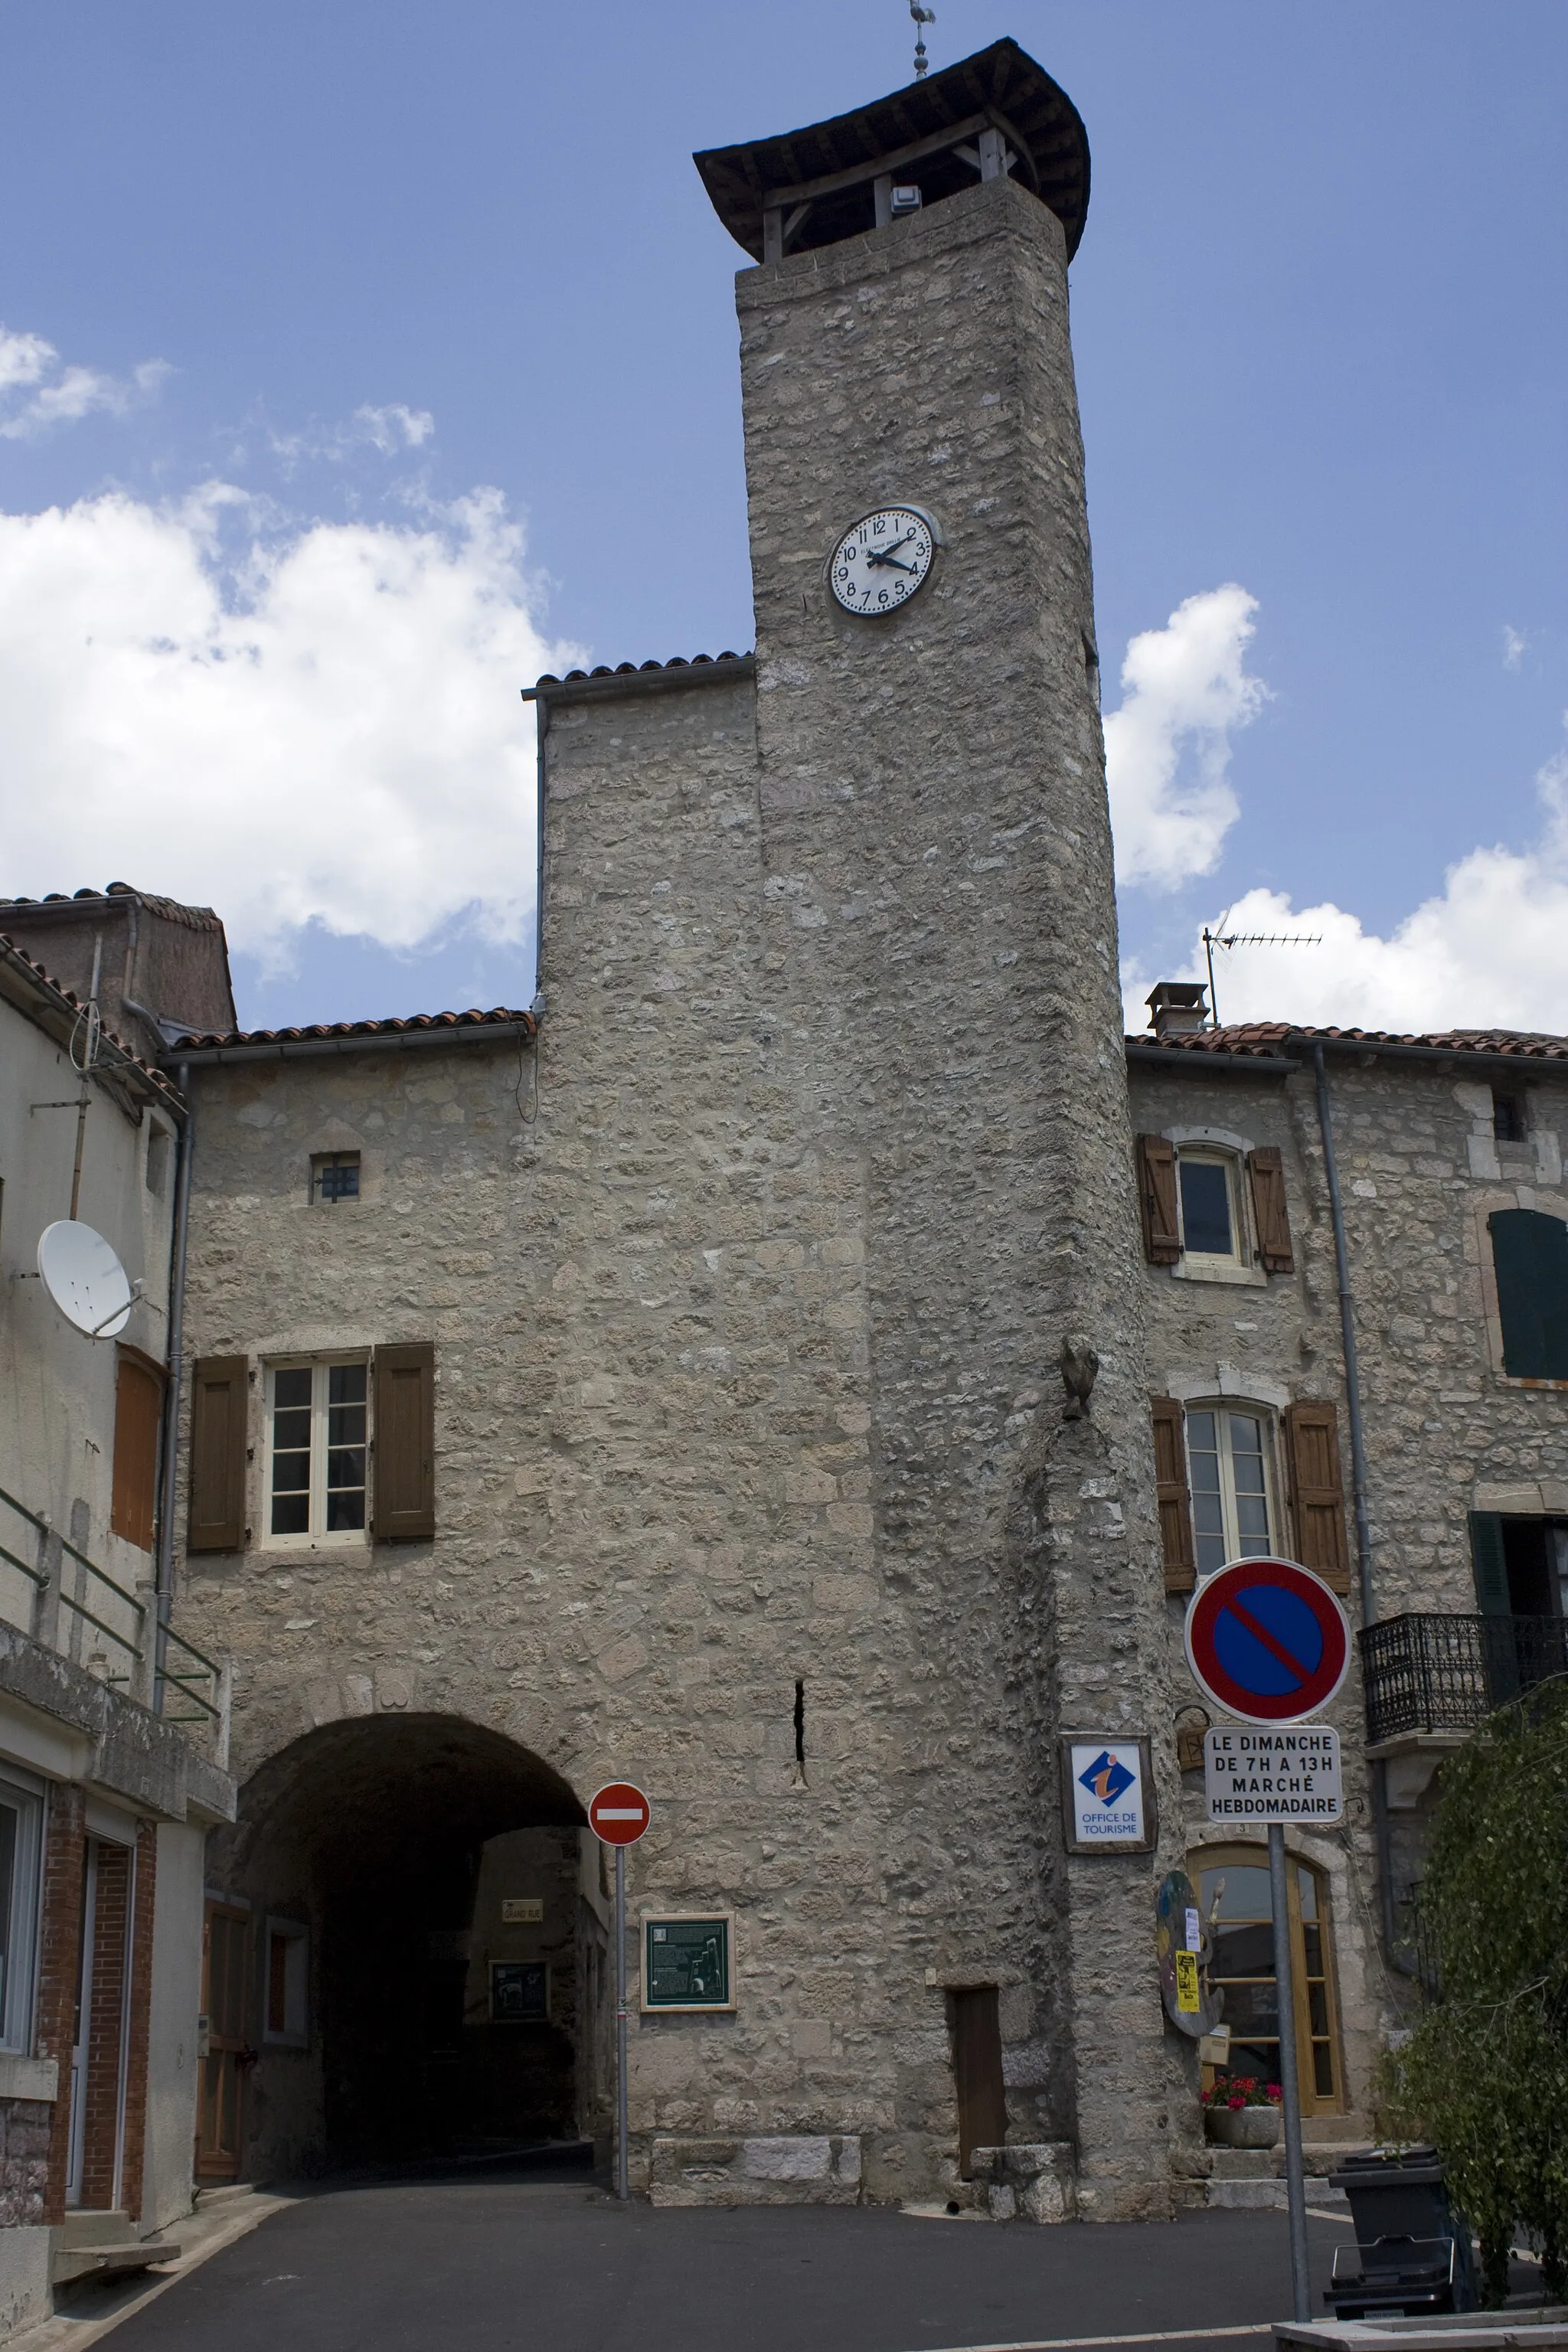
[1184,1557,1350,1726]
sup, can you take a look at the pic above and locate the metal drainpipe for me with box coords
[532,693,549,1005]
[152,1063,194,1713]
[1311,1041,1403,1961]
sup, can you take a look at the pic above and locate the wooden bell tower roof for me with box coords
[693,37,1090,267]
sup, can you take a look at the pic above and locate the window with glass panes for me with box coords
[1186,1406,1276,1575]
[0,1772,42,2052]
[1196,1850,1341,2112]
[1178,1152,1239,1260]
[266,1361,368,1540]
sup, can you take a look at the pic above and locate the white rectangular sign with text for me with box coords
[1204,1724,1343,1823]
[1063,1738,1154,1851]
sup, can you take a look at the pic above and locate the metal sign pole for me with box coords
[615,1843,629,2202]
[1268,1823,1311,2322]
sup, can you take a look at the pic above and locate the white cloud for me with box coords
[1105,583,1268,890]
[1166,726,1568,1035]
[269,403,437,470]
[0,484,580,958]
[354,403,434,452]
[0,324,167,439]
[1502,623,1528,672]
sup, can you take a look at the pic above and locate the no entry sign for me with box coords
[1184,1558,1350,1725]
[588,1782,651,1846]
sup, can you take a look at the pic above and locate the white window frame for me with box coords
[0,1768,44,2054]
[1184,1401,1281,1577]
[1167,1132,1266,1288]
[262,1357,371,1550]
[263,1917,310,2048]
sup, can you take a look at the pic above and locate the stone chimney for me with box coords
[1145,980,1210,1039]
[0,884,236,1063]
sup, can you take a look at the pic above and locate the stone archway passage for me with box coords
[211,1716,595,2178]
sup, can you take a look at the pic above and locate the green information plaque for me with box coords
[642,1913,734,2011]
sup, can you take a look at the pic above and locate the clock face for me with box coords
[829,506,937,616]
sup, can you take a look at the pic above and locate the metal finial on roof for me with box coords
[910,0,935,78]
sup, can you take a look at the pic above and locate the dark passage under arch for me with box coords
[208,1714,599,2178]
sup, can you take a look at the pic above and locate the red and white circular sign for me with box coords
[588,1782,651,1846]
[1184,1557,1351,1726]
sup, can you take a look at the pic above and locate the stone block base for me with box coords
[969,2143,1076,2224]
[649,2135,862,2208]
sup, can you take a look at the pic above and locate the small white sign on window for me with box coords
[1204,1725,1343,1822]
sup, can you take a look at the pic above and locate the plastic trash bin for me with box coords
[1325,2147,1476,2317]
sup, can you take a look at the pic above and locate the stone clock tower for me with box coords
[529,38,1183,2216]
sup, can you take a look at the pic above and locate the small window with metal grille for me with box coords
[310,1152,361,1205]
[1492,1089,1527,1143]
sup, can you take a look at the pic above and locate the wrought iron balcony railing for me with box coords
[1360,1610,1568,1746]
[0,1483,227,1749]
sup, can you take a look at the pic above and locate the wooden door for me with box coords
[196,1900,250,2180]
[949,1985,1006,2179]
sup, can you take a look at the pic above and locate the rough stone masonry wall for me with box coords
[735,173,1181,2216]
[172,172,1194,2215]
[1130,1060,1387,2129]
[1130,1055,1568,2125]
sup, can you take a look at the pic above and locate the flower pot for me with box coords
[1205,2105,1282,2148]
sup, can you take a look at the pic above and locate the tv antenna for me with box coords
[1202,916,1322,1027]
[66,933,105,1220]
[910,1,935,78]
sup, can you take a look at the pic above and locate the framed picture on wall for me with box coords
[641,1913,735,2012]
[490,1961,549,2023]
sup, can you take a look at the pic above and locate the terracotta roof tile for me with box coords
[1128,1021,1568,1063]
[530,650,751,689]
[171,1006,535,1050]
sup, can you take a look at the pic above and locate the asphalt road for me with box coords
[104,2172,1348,2352]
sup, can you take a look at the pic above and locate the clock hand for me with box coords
[866,532,914,564]
[867,551,916,573]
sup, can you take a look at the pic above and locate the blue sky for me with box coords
[0,1,1564,1033]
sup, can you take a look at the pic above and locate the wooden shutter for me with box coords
[1136,1135,1181,1266]
[373,1344,435,1541]
[1151,1397,1196,1594]
[1247,1147,1295,1275]
[111,1347,165,1551]
[1283,1401,1350,1595]
[188,1356,248,1553]
[1467,1512,1511,1616]
[1488,1208,1568,1379]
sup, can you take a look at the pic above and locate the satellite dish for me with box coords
[37,1222,134,1340]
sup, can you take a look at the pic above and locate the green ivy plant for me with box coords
[1378,1675,1568,2307]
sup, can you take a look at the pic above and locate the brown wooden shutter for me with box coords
[1136,1134,1181,1266]
[111,1347,165,1552]
[1284,1400,1351,1594]
[373,1344,435,1541]
[1248,1147,1295,1274]
[1151,1396,1196,1594]
[188,1356,247,1553]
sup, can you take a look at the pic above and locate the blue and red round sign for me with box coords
[1184,1557,1350,1725]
